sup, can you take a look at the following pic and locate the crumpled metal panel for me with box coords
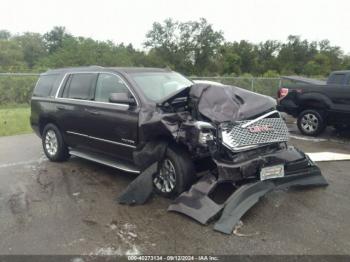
[168,174,224,224]
[118,162,158,205]
[214,167,328,234]
[169,150,328,234]
[189,84,276,123]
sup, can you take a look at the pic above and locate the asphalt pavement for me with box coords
[0,128,349,255]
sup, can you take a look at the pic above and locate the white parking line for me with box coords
[307,152,350,162]
[290,135,328,142]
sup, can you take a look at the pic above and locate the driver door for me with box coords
[84,73,139,161]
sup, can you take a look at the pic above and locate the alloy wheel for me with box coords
[153,158,176,193]
[301,113,319,133]
[45,129,58,156]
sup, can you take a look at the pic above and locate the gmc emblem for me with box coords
[247,125,273,133]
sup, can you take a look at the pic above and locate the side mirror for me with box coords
[109,93,136,105]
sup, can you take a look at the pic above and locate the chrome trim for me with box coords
[69,150,140,174]
[241,110,279,128]
[54,71,140,107]
[221,140,260,152]
[55,73,68,98]
[66,131,89,138]
[121,138,136,144]
[90,136,136,149]
[55,97,129,108]
[66,131,136,149]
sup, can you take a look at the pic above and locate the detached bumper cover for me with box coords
[168,150,328,234]
[214,166,327,234]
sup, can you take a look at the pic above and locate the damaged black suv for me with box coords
[31,66,327,234]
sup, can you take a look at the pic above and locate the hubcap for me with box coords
[153,158,176,193]
[301,113,319,133]
[45,130,58,156]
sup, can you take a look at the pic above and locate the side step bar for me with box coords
[69,149,140,174]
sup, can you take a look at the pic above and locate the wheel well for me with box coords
[299,100,327,114]
[39,117,59,135]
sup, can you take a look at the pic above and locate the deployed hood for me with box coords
[189,84,277,123]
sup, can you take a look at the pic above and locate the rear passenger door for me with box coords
[326,73,350,112]
[56,73,98,149]
[83,73,139,161]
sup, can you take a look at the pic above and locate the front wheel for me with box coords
[42,123,70,162]
[153,145,195,198]
[297,109,326,136]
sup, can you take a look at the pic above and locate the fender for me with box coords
[297,92,333,110]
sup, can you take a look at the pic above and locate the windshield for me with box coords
[129,72,193,102]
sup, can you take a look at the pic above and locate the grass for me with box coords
[0,104,32,136]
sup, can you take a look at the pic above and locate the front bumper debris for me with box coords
[214,167,327,234]
[168,148,328,234]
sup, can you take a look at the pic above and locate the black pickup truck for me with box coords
[277,70,350,136]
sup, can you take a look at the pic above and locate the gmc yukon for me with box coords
[30,66,327,234]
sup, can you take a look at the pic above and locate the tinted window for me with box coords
[328,74,345,84]
[95,73,129,102]
[63,73,96,100]
[33,74,59,97]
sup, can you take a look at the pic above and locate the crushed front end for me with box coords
[118,82,327,234]
[169,87,328,234]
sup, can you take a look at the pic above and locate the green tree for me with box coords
[38,37,136,68]
[318,39,342,71]
[218,43,241,75]
[304,53,331,76]
[14,33,47,68]
[277,35,317,74]
[0,40,27,71]
[0,30,11,40]
[43,26,72,54]
[144,18,224,75]
[255,40,280,75]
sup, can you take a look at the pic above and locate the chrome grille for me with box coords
[221,117,289,152]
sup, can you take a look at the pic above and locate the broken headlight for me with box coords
[194,121,215,146]
[198,130,214,145]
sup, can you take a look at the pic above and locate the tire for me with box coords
[297,109,326,136]
[42,123,70,162]
[153,144,195,198]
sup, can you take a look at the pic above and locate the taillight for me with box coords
[278,88,289,100]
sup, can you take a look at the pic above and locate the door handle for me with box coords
[85,109,100,115]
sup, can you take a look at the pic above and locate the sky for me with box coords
[1,0,349,53]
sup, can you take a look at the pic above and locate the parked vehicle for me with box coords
[31,66,327,234]
[277,71,350,136]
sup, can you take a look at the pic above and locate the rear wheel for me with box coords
[153,145,195,198]
[42,124,70,162]
[297,109,326,136]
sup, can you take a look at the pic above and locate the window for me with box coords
[328,74,345,84]
[129,72,193,102]
[33,74,60,97]
[95,73,129,102]
[63,73,96,100]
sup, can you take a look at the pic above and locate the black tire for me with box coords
[153,144,195,198]
[297,109,326,136]
[42,123,70,162]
